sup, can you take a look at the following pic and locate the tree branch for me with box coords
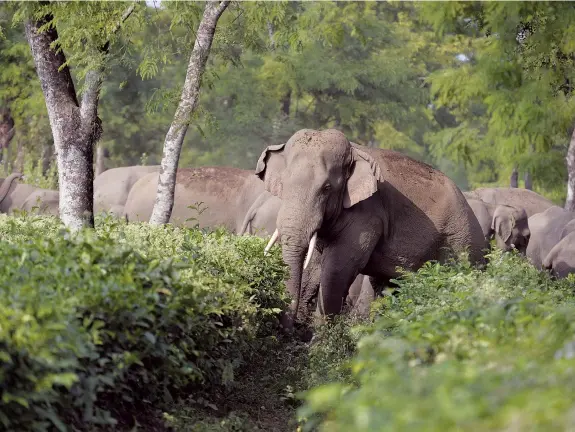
[80,1,138,127]
[214,1,230,16]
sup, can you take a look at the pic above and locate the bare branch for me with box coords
[111,3,137,38]
[215,1,230,16]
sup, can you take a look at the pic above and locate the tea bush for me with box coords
[300,250,575,431]
[0,214,288,431]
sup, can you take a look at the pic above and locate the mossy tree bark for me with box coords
[25,5,135,230]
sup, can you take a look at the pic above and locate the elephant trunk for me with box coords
[239,192,269,235]
[276,205,323,325]
[0,173,22,209]
[281,235,306,324]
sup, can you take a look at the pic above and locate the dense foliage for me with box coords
[300,250,575,431]
[1,214,575,431]
[6,1,575,199]
[0,214,287,430]
[422,1,575,201]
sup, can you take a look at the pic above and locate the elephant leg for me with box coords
[345,274,364,309]
[350,276,375,318]
[316,225,380,317]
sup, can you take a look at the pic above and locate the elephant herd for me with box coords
[1,128,574,333]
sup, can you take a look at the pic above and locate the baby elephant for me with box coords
[467,199,530,254]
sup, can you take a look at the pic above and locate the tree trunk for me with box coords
[25,5,135,230]
[15,139,24,173]
[25,16,96,230]
[41,142,52,175]
[281,89,291,118]
[95,144,107,177]
[565,127,575,211]
[267,21,275,50]
[510,167,518,188]
[524,171,532,190]
[150,1,230,225]
[3,146,9,176]
[0,108,15,159]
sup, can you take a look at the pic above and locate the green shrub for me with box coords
[0,214,288,431]
[299,249,575,431]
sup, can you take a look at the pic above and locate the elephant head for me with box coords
[490,204,530,254]
[256,129,383,324]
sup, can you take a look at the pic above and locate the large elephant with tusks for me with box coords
[257,129,487,328]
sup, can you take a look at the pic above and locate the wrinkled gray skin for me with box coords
[543,220,575,278]
[463,187,554,218]
[238,190,282,237]
[256,128,486,328]
[0,173,59,216]
[124,166,270,233]
[466,198,530,254]
[239,190,373,322]
[526,206,575,270]
[344,274,375,317]
[94,165,160,216]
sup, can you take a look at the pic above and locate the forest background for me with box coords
[1,1,574,206]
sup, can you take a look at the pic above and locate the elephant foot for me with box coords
[298,326,314,343]
[279,311,295,334]
[278,309,317,342]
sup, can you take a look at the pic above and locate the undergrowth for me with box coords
[1,213,573,431]
[299,250,575,431]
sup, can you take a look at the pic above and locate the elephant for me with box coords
[238,190,281,237]
[463,187,554,217]
[543,220,575,278]
[466,198,530,254]
[0,172,59,216]
[239,188,376,326]
[93,165,160,216]
[124,166,271,233]
[526,206,575,270]
[344,274,375,318]
[256,128,487,326]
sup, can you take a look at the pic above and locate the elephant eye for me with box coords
[323,183,331,190]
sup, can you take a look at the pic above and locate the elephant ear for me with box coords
[255,143,287,198]
[344,146,383,209]
[492,208,514,242]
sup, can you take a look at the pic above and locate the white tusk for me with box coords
[303,232,317,270]
[264,229,279,255]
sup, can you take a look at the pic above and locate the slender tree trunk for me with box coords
[510,167,518,188]
[15,140,24,173]
[267,21,275,50]
[41,142,52,175]
[95,144,106,177]
[4,146,10,175]
[565,127,575,211]
[25,5,135,230]
[281,89,291,118]
[0,108,15,160]
[524,171,532,190]
[150,1,230,225]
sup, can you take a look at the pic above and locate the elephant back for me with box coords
[470,187,554,218]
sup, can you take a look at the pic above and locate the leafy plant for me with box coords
[299,249,575,431]
[0,214,288,430]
